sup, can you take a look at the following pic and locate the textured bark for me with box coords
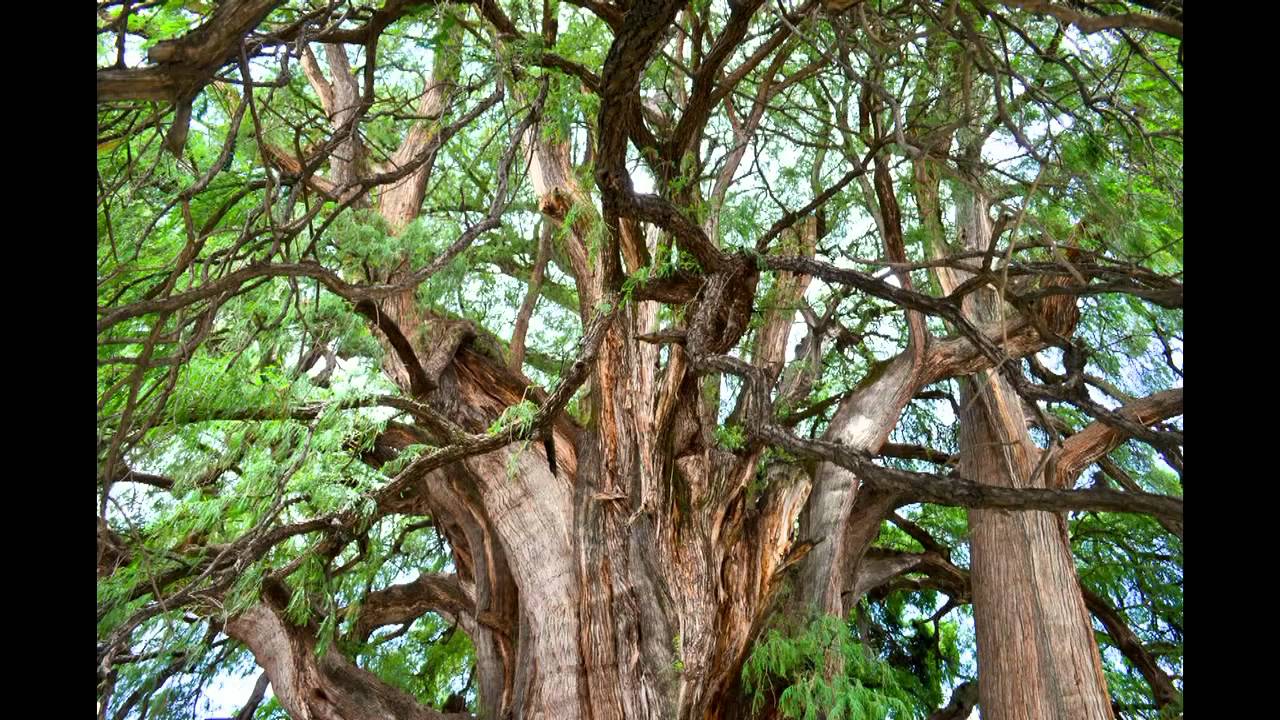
[383,461,521,718]
[525,126,599,312]
[960,372,1112,719]
[299,45,368,200]
[948,185,1112,720]
[1054,388,1184,489]
[792,182,926,618]
[352,573,472,643]
[94,2,1185,719]
[928,681,979,720]
[793,356,917,615]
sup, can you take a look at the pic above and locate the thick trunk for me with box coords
[960,373,1113,719]
[225,217,1113,720]
[949,187,1112,719]
[222,26,1125,720]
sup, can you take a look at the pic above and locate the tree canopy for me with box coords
[96,1,1183,719]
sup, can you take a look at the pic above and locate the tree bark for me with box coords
[948,184,1113,720]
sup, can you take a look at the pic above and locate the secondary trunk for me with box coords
[949,186,1112,720]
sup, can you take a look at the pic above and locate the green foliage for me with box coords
[862,597,964,712]
[487,398,540,479]
[559,199,607,268]
[132,1,201,49]
[381,443,429,476]
[488,399,539,438]
[714,424,747,451]
[621,265,651,306]
[671,634,686,673]
[746,446,798,502]
[360,613,477,710]
[742,614,920,719]
[330,210,401,276]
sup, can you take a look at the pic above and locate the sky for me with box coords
[198,673,270,718]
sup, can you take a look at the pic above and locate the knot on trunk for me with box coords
[1030,244,1084,336]
[538,188,572,220]
[1029,270,1083,339]
[687,254,759,357]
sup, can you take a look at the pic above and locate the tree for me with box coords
[96,1,1183,719]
